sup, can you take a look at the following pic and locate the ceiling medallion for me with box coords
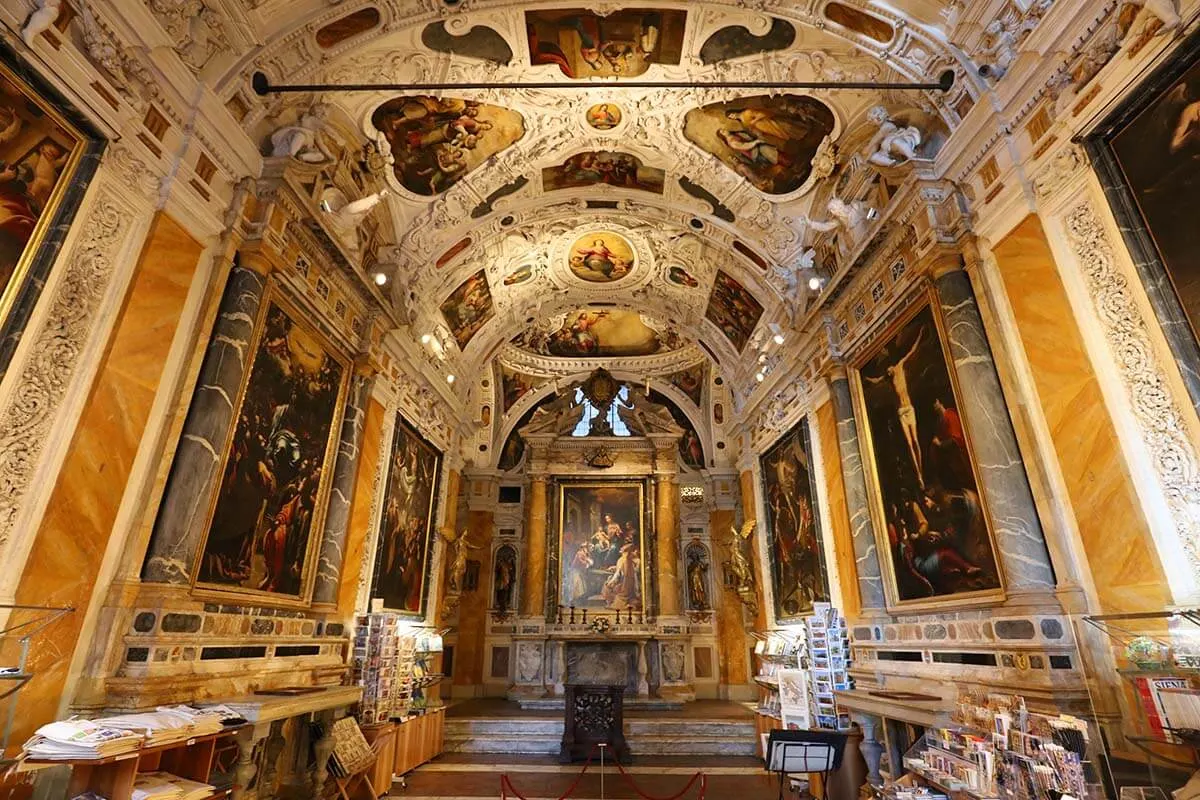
[585,103,622,130]
[568,231,636,283]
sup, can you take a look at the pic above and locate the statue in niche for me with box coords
[494,546,516,612]
[803,195,876,250]
[270,103,337,164]
[864,106,924,167]
[442,528,483,593]
[686,547,710,610]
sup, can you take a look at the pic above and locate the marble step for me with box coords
[445,717,757,757]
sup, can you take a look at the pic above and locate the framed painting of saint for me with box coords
[1086,32,1200,409]
[0,48,102,378]
[193,283,352,605]
[759,418,830,622]
[553,481,647,614]
[850,290,1004,610]
[369,413,443,617]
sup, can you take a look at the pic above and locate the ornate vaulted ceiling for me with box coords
[214,0,975,400]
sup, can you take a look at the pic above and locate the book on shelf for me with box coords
[133,772,215,800]
[23,718,143,760]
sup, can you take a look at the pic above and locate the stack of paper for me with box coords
[23,719,142,760]
[103,710,195,746]
[135,772,214,800]
[157,705,225,736]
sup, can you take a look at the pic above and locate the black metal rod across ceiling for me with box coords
[251,70,955,96]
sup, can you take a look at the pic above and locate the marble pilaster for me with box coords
[142,261,270,583]
[933,264,1056,594]
[312,374,371,607]
[829,375,886,611]
[521,472,549,617]
[654,474,680,617]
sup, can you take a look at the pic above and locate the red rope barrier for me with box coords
[498,745,707,800]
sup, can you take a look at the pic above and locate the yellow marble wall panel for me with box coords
[710,508,750,687]
[2,213,202,752]
[337,395,385,621]
[453,508,494,688]
[815,400,860,620]
[992,215,1169,613]
[738,470,768,630]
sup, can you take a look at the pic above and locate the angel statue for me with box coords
[771,248,816,326]
[803,195,877,251]
[22,0,63,46]
[442,528,483,594]
[865,106,924,167]
[325,189,389,255]
[725,519,759,616]
[270,103,336,164]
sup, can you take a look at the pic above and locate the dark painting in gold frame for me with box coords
[556,481,647,612]
[369,412,443,617]
[850,290,1004,611]
[0,58,88,353]
[192,282,352,606]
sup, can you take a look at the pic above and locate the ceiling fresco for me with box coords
[567,231,637,283]
[371,96,525,195]
[526,9,688,78]
[512,310,684,358]
[705,270,764,353]
[682,95,837,195]
[440,269,495,350]
[542,151,665,194]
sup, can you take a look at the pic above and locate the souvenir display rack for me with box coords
[884,691,1098,800]
[806,603,853,731]
[752,629,806,745]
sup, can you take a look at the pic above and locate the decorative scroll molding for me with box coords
[1063,201,1200,581]
[0,182,136,550]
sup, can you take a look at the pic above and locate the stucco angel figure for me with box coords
[771,248,816,326]
[22,0,62,46]
[325,189,389,254]
[270,104,337,164]
[442,528,483,594]
[977,18,1030,81]
[865,106,923,167]
[725,519,759,616]
[803,195,876,249]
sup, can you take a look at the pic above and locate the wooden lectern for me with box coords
[559,684,631,764]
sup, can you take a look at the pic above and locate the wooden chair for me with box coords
[328,717,386,800]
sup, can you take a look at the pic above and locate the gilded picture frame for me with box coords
[849,286,1006,613]
[0,45,103,378]
[368,411,444,619]
[550,479,650,618]
[190,279,352,607]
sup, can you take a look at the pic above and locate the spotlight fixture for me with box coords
[773,333,785,345]
[755,372,765,382]
[446,374,456,384]
[768,322,785,345]
[421,333,432,344]
[373,272,388,286]
[808,276,823,291]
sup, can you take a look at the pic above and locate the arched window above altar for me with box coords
[571,385,633,437]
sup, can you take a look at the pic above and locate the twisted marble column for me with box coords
[143,260,269,583]
[829,373,886,611]
[933,262,1056,592]
[312,374,371,607]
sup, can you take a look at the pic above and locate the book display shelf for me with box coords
[753,629,806,746]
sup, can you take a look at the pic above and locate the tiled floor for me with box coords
[397,752,787,799]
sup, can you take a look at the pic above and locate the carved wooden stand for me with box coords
[559,684,630,764]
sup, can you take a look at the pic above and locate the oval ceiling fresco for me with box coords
[567,232,636,283]
[371,96,526,196]
[512,310,684,357]
[682,95,835,194]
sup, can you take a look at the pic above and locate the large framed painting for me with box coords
[850,291,1004,610]
[554,481,648,613]
[369,413,443,617]
[193,283,352,605]
[0,46,102,378]
[1086,32,1200,409]
[760,418,830,622]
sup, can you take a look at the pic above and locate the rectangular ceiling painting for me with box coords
[526,9,686,78]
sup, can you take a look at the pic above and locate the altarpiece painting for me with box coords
[370,413,443,616]
[556,482,647,612]
[194,287,351,604]
[851,294,1003,608]
[760,418,830,621]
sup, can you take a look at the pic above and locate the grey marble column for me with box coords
[312,374,371,607]
[830,375,886,610]
[934,266,1056,592]
[142,264,268,583]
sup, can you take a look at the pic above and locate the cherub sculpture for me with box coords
[803,195,876,250]
[270,104,336,164]
[865,106,924,167]
[442,528,482,594]
[22,0,62,47]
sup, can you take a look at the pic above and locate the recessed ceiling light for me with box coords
[374,272,388,286]
[446,374,456,384]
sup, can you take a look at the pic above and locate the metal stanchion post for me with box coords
[599,743,607,800]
